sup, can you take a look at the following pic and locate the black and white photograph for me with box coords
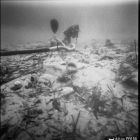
[0,0,138,140]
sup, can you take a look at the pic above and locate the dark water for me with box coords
[1,1,138,50]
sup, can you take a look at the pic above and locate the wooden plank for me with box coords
[0,45,76,56]
[0,48,50,56]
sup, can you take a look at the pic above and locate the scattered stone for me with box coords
[57,74,71,83]
[39,74,56,84]
[125,52,138,68]
[59,87,74,97]
[99,55,113,61]
[66,62,77,74]
[118,62,136,82]
[34,99,41,104]
[30,74,38,83]
[25,82,33,89]
[52,99,62,112]
[11,81,22,91]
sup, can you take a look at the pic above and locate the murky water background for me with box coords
[1,1,138,50]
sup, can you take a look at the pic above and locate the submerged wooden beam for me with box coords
[0,48,50,56]
[0,45,76,56]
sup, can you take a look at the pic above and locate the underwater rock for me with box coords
[24,78,31,88]
[39,73,56,84]
[56,63,77,83]
[30,74,38,83]
[24,74,39,89]
[52,98,62,112]
[119,63,134,74]
[99,55,113,61]
[57,73,71,83]
[125,52,138,68]
[131,71,138,83]
[29,108,43,115]
[122,63,131,69]
[66,62,77,74]
[118,62,137,83]
[11,81,22,91]
[59,87,74,97]
[0,65,9,75]
[25,82,33,89]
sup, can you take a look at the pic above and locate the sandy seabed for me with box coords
[0,40,138,140]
